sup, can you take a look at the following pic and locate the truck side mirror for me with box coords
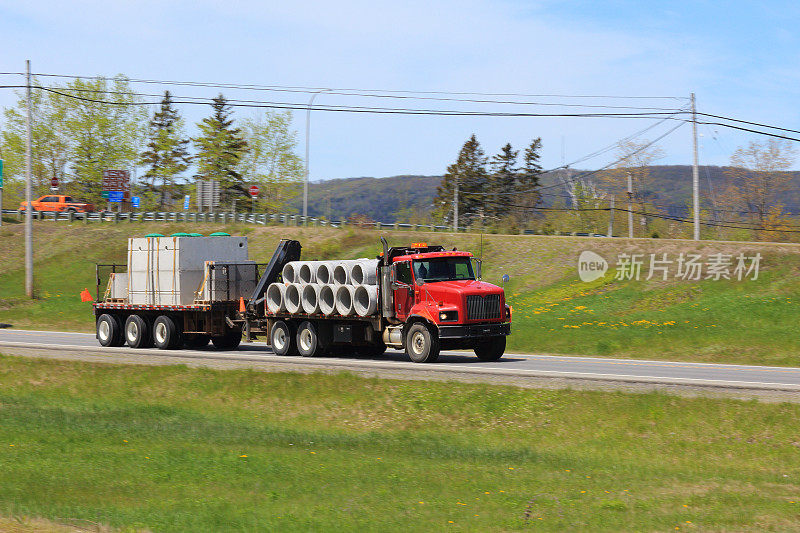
[472,258,482,280]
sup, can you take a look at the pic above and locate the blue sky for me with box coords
[1,0,799,179]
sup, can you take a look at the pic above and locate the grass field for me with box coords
[2,221,800,366]
[1,354,800,531]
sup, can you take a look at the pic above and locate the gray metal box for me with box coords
[126,236,250,305]
[199,261,259,302]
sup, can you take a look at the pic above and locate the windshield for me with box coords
[413,257,474,282]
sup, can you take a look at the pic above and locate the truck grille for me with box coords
[465,294,502,321]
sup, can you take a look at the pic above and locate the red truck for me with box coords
[93,237,511,363]
[19,195,94,213]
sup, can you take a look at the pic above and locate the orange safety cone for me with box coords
[80,288,93,302]
[239,297,246,313]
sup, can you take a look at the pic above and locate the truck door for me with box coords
[393,260,414,320]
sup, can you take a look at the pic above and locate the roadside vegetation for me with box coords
[1,355,800,531]
[2,222,800,366]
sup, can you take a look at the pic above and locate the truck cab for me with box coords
[382,242,510,362]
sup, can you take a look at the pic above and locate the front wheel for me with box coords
[405,323,439,363]
[474,336,506,361]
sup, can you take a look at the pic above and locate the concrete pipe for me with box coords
[282,262,299,284]
[266,283,287,313]
[298,261,322,284]
[353,284,379,316]
[351,260,379,286]
[301,283,322,314]
[332,262,350,285]
[319,284,336,315]
[315,262,333,285]
[335,284,356,316]
[284,283,303,314]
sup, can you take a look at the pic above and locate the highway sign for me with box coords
[183,195,190,210]
[249,185,259,198]
[50,176,59,188]
[102,170,131,200]
[0,159,4,187]
[131,196,140,209]
[108,191,124,202]
[197,180,220,210]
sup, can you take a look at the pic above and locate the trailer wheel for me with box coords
[153,315,182,350]
[211,328,242,350]
[405,323,439,363]
[97,314,123,347]
[296,321,323,357]
[183,334,210,349]
[270,320,297,356]
[124,314,151,348]
[474,336,506,361]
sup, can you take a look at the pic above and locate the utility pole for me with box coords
[453,175,459,232]
[304,88,330,219]
[608,196,615,238]
[25,60,34,298]
[626,172,633,239]
[691,92,700,241]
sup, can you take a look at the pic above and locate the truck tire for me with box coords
[97,314,123,347]
[183,334,210,349]
[153,315,182,350]
[211,328,242,350]
[474,336,506,361]
[405,322,439,363]
[296,321,323,357]
[124,314,151,348]
[270,320,297,356]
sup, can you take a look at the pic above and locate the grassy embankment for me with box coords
[2,221,800,366]
[1,355,800,531]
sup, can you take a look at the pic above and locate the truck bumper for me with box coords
[438,322,510,339]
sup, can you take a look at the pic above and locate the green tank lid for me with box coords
[170,232,191,237]
[144,233,164,237]
[209,232,231,236]
[188,233,203,237]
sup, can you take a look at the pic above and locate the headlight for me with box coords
[439,310,458,322]
[505,305,512,320]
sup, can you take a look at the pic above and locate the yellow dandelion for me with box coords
[310,451,316,454]
[239,454,248,458]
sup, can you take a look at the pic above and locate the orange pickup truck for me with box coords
[19,195,95,213]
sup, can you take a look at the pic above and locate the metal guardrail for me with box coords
[0,209,465,233]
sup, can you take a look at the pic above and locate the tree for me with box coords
[238,111,303,212]
[516,137,544,221]
[193,94,248,204]
[721,138,797,239]
[487,143,518,219]
[139,91,190,209]
[435,134,488,226]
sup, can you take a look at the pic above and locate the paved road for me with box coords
[2,329,800,397]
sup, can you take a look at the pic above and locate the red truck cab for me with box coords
[384,242,510,362]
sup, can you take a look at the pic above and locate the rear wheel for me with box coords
[474,337,506,361]
[405,323,439,363]
[270,320,297,356]
[124,314,151,348]
[153,315,182,350]
[296,321,324,357]
[97,314,123,347]
[211,328,242,350]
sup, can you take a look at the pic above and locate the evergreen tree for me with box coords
[139,91,190,208]
[193,94,248,203]
[434,134,488,226]
[517,137,544,219]
[488,143,519,218]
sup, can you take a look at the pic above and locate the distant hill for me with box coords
[291,166,800,222]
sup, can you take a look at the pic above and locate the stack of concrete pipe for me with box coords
[266,259,380,317]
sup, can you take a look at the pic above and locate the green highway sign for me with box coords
[0,159,3,188]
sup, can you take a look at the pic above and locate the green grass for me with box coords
[1,355,800,531]
[3,222,800,366]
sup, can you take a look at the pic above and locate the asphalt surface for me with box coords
[2,329,800,399]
